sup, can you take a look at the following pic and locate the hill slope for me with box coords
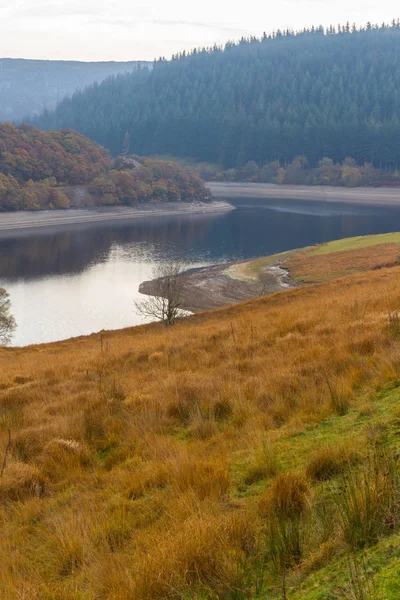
[2,257,400,597]
[34,23,400,169]
[0,59,148,122]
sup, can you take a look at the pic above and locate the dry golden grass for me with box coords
[259,471,311,519]
[306,443,360,481]
[286,241,400,283]
[2,263,400,596]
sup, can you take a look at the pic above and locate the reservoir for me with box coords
[3,192,400,346]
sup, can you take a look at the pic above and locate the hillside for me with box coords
[235,231,400,285]
[0,59,148,122]
[0,124,209,211]
[2,249,400,597]
[34,22,400,171]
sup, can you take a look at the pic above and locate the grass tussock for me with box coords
[336,452,400,549]
[3,261,400,596]
[306,443,360,481]
[260,471,311,519]
[0,461,45,501]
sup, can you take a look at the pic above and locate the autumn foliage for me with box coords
[91,157,210,205]
[0,124,210,211]
[0,123,109,184]
[0,123,109,211]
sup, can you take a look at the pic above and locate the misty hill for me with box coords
[0,58,149,122]
[34,23,400,169]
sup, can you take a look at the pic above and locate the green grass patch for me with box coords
[311,232,400,255]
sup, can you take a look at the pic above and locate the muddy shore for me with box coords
[0,201,234,237]
[139,260,293,313]
[208,182,400,206]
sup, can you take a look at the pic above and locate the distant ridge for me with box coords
[0,58,150,122]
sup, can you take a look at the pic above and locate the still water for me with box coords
[2,196,400,346]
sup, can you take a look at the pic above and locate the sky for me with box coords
[1,0,399,62]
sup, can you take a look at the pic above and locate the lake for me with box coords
[3,195,400,346]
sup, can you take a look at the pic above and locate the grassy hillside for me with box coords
[231,232,400,286]
[286,233,400,284]
[2,249,400,597]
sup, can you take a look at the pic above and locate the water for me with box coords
[2,196,400,346]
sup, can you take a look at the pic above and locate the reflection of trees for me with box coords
[1,200,396,283]
[0,213,218,281]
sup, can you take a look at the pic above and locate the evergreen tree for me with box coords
[31,22,400,170]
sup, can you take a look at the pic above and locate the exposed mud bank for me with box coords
[0,201,234,237]
[208,182,400,206]
[139,259,295,313]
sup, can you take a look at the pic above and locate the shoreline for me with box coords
[208,182,400,206]
[0,201,234,237]
[139,258,295,313]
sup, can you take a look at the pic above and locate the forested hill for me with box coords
[0,124,209,211]
[34,23,400,170]
[0,59,149,122]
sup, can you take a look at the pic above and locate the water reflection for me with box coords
[0,213,220,281]
[2,197,400,346]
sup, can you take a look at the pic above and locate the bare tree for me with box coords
[135,262,186,325]
[0,288,16,346]
[257,269,272,296]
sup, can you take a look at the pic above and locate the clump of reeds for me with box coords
[335,451,400,549]
[244,437,279,485]
[306,443,359,482]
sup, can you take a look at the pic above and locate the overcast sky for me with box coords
[1,0,399,61]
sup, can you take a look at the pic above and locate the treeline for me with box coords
[0,175,72,211]
[33,22,400,170]
[89,157,210,205]
[192,156,394,186]
[0,124,209,211]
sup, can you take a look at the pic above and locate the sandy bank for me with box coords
[0,201,234,237]
[208,182,400,206]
